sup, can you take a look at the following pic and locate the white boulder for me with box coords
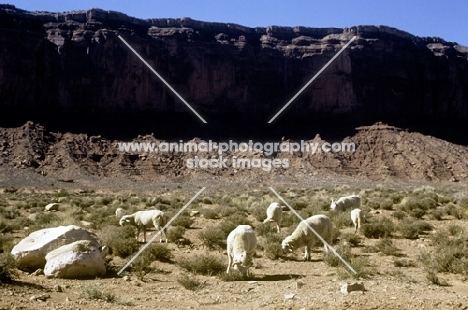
[44,240,106,278]
[44,203,60,212]
[11,225,100,271]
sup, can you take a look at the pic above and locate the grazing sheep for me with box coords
[350,208,365,234]
[282,214,333,261]
[119,210,168,243]
[115,208,126,219]
[330,195,361,211]
[226,225,257,277]
[263,202,282,233]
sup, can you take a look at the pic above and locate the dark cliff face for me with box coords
[0,5,467,141]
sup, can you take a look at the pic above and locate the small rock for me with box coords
[123,275,131,281]
[341,282,366,294]
[55,285,63,292]
[296,281,305,289]
[284,293,296,300]
[190,210,200,217]
[30,269,44,276]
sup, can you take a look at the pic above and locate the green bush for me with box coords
[100,225,140,258]
[198,226,227,250]
[340,233,362,247]
[202,208,220,220]
[263,233,286,260]
[167,226,186,242]
[177,273,206,290]
[177,253,225,276]
[0,253,19,283]
[375,239,401,256]
[171,215,194,228]
[392,210,407,220]
[361,217,395,239]
[81,284,116,302]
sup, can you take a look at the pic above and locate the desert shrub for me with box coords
[177,273,206,290]
[177,253,225,276]
[392,210,407,220]
[376,239,401,256]
[361,217,395,239]
[429,209,444,221]
[280,213,298,228]
[218,206,237,218]
[445,203,465,220]
[447,224,464,237]
[133,244,173,278]
[171,215,194,228]
[459,198,468,209]
[409,208,426,219]
[290,199,308,210]
[324,242,351,267]
[263,233,286,260]
[198,226,226,250]
[329,211,352,229]
[399,218,433,239]
[28,212,61,232]
[393,259,416,267]
[380,198,394,210]
[338,256,371,280]
[100,225,140,258]
[0,234,14,253]
[167,226,186,242]
[340,233,362,247]
[81,284,116,302]
[0,253,19,283]
[202,208,220,220]
[255,223,277,237]
[367,200,380,210]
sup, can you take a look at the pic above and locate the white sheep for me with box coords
[281,214,333,261]
[263,202,282,233]
[119,210,168,243]
[226,225,257,277]
[115,208,126,219]
[350,208,365,234]
[330,195,361,211]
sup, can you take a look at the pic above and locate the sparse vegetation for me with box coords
[177,253,225,276]
[361,217,395,239]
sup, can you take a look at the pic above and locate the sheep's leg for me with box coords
[276,223,280,233]
[142,227,146,243]
[304,245,311,261]
[136,227,140,242]
[226,254,233,274]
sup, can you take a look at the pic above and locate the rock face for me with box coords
[0,5,467,139]
[11,225,101,271]
[44,240,106,279]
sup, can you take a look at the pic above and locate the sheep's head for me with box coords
[119,215,133,226]
[281,237,294,253]
[330,199,336,210]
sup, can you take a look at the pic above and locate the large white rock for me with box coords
[44,240,106,278]
[11,225,100,271]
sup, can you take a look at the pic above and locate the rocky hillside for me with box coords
[0,122,467,187]
[0,5,468,141]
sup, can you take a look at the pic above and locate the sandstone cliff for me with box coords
[0,5,467,141]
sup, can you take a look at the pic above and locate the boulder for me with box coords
[44,240,106,278]
[44,203,59,211]
[11,225,100,271]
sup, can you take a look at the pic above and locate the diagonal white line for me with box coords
[118,35,207,124]
[268,186,357,275]
[268,36,356,123]
[117,187,206,275]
